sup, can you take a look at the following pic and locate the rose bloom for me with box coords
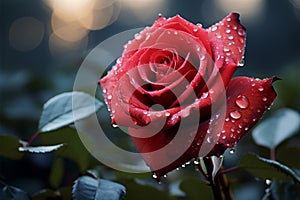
[100,13,277,179]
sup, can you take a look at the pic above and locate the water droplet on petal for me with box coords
[193,27,198,32]
[152,173,157,179]
[207,136,212,143]
[134,33,142,40]
[107,94,112,100]
[262,97,267,102]
[227,17,232,22]
[230,110,241,119]
[165,112,170,117]
[226,28,231,33]
[258,86,264,92]
[238,28,246,36]
[225,118,230,122]
[235,95,249,109]
[224,47,230,52]
[211,26,218,32]
[228,35,234,40]
[202,92,209,98]
[194,159,200,165]
[145,34,151,40]
[222,135,226,139]
[238,59,245,67]
[229,148,235,154]
[174,31,178,35]
[244,127,249,131]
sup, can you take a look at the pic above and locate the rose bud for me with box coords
[100,13,277,180]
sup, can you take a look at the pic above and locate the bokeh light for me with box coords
[44,0,121,55]
[9,17,45,52]
[215,0,265,21]
[120,0,167,24]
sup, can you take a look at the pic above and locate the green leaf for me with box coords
[179,178,214,200]
[262,180,300,200]
[0,186,30,200]
[72,176,126,200]
[0,135,24,160]
[18,144,64,153]
[239,153,300,182]
[38,91,103,132]
[49,157,64,188]
[252,108,300,149]
[39,127,90,171]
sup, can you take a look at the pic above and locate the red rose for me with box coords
[100,13,277,179]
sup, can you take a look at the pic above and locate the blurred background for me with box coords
[1,0,300,199]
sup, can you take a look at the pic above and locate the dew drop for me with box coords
[206,136,212,143]
[237,28,246,37]
[235,95,249,109]
[216,34,222,39]
[103,88,107,94]
[194,159,200,165]
[209,89,214,94]
[223,47,230,52]
[152,173,157,179]
[176,168,180,171]
[244,127,249,131]
[222,135,226,140]
[258,86,264,92]
[202,92,209,98]
[158,13,163,17]
[238,59,245,67]
[145,34,151,41]
[134,33,142,40]
[226,29,231,33]
[174,31,178,35]
[211,26,218,32]
[226,17,232,22]
[262,97,267,102]
[225,118,230,122]
[230,110,241,119]
[228,35,234,40]
[107,94,112,100]
[165,112,170,117]
[163,174,167,178]
[193,27,198,32]
[265,179,272,185]
[229,148,235,154]
[221,130,226,134]
[112,124,118,128]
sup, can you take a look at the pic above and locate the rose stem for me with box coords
[26,131,40,146]
[217,167,234,200]
[203,157,224,200]
[270,148,276,160]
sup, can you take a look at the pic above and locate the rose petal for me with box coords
[211,76,278,155]
[207,13,246,68]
